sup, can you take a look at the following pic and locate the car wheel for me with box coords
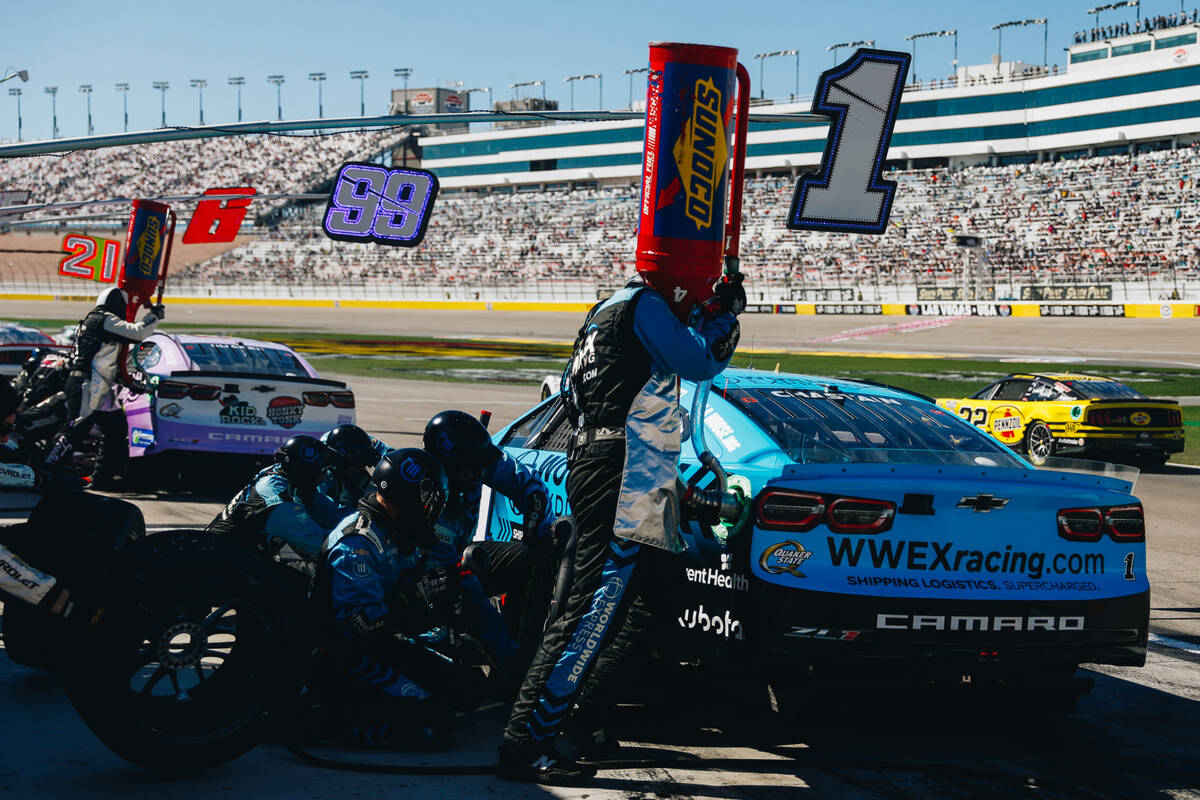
[64,532,306,771]
[540,384,552,401]
[1022,421,1054,466]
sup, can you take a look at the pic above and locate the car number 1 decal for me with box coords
[788,49,910,235]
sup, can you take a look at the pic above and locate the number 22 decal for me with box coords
[788,49,910,235]
[957,406,987,428]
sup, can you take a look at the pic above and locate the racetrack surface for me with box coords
[3,307,1199,797]
[3,299,1199,366]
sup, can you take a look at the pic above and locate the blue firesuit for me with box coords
[426,453,551,667]
[206,465,349,564]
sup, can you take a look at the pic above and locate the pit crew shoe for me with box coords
[561,724,622,763]
[496,742,597,785]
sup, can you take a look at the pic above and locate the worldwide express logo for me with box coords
[672,77,727,231]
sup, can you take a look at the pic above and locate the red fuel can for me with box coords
[636,42,748,319]
[118,199,173,320]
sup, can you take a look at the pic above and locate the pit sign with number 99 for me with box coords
[322,163,439,247]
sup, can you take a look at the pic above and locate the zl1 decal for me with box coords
[788,49,909,235]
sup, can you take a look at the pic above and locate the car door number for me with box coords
[957,406,987,428]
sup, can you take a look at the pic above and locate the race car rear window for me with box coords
[0,327,52,344]
[1061,380,1146,400]
[182,343,306,376]
[722,387,1025,467]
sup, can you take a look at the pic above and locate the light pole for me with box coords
[623,66,648,110]
[44,86,58,138]
[394,67,411,113]
[308,72,326,117]
[0,68,29,86]
[826,40,875,66]
[509,80,546,103]
[993,18,1049,72]
[350,70,368,116]
[78,84,93,135]
[152,80,169,127]
[464,86,492,110]
[8,88,21,141]
[267,74,285,120]
[228,76,244,122]
[753,50,797,100]
[189,78,206,124]
[564,73,601,110]
[115,83,129,132]
[905,30,957,84]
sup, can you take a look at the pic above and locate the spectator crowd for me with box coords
[1074,10,1198,43]
[175,145,1200,297]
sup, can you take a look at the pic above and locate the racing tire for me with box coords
[1022,421,1055,467]
[64,532,307,771]
[1,493,144,671]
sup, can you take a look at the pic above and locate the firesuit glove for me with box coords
[713,273,747,316]
[710,318,741,362]
[416,567,453,606]
[523,491,549,540]
[150,303,166,320]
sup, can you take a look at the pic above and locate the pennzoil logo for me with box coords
[672,77,727,231]
[133,215,163,278]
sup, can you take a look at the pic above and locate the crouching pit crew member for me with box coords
[320,423,391,505]
[311,448,469,748]
[497,271,744,784]
[207,435,350,573]
[423,410,554,682]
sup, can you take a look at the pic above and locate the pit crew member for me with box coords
[498,273,744,784]
[207,435,349,569]
[313,448,462,747]
[423,410,553,678]
[46,287,163,486]
[319,424,391,505]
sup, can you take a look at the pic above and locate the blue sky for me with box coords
[0,0,1164,140]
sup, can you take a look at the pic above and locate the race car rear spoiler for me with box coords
[168,370,349,388]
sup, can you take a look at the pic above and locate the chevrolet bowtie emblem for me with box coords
[957,494,1010,513]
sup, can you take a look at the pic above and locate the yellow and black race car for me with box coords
[937,373,1184,467]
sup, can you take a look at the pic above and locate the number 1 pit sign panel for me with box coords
[788,50,909,235]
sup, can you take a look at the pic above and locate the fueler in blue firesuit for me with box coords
[206,435,350,569]
[313,448,469,747]
[46,287,163,486]
[498,274,745,784]
[319,424,391,506]
[0,379,80,619]
[422,410,553,676]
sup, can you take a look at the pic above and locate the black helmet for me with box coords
[97,286,127,317]
[324,424,378,468]
[274,435,336,493]
[372,448,448,528]
[22,347,50,374]
[423,410,500,474]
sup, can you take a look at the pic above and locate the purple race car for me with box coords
[123,333,355,461]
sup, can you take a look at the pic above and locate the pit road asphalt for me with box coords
[2,306,1198,798]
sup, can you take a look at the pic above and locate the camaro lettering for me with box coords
[877,614,1085,631]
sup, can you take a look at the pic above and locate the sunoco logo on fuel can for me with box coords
[652,61,734,242]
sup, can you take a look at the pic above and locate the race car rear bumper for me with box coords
[1055,434,1185,458]
[752,585,1149,669]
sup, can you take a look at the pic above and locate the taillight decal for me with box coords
[1058,504,1144,542]
[827,497,896,534]
[302,391,330,407]
[329,391,356,409]
[756,490,826,532]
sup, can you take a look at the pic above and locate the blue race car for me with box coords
[483,368,1149,706]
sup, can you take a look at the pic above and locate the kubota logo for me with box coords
[672,77,727,231]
